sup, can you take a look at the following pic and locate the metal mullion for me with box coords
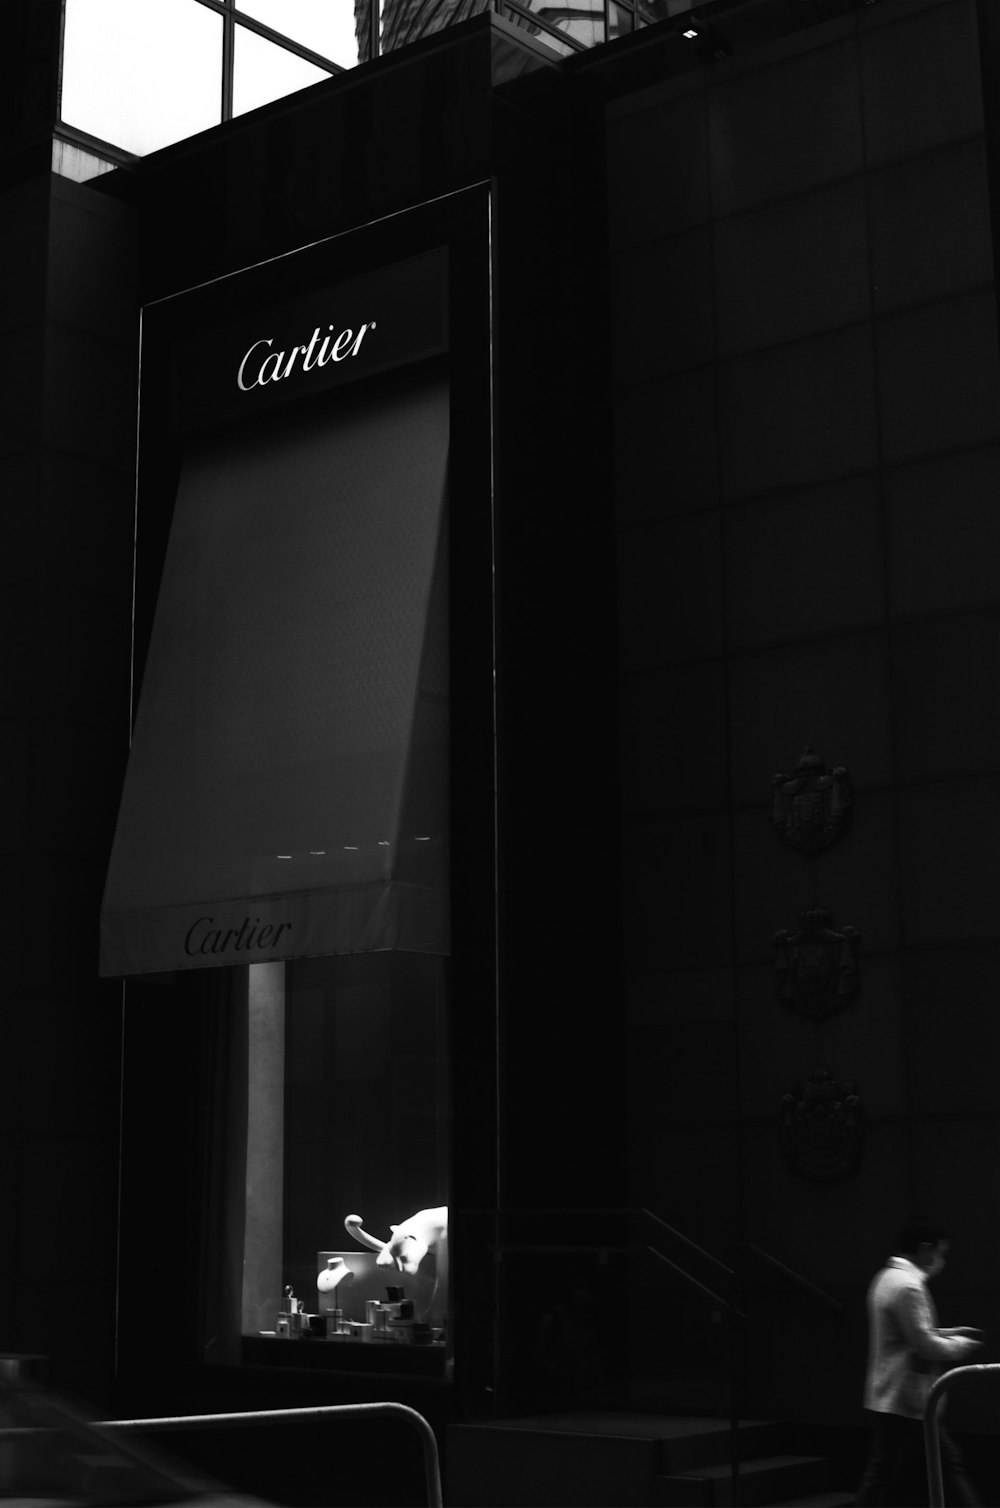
[194,0,347,89]
[222,0,234,121]
[190,0,233,123]
[606,0,641,41]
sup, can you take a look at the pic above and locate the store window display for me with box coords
[105,232,471,1384]
[241,953,450,1355]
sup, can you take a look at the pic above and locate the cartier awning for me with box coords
[100,374,450,977]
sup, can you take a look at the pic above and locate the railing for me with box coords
[472,1206,746,1502]
[475,1206,839,1308]
[466,1204,845,1507]
[99,1400,443,1508]
[473,1205,733,1270]
[739,1241,845,1314]
[924,1363,1000,1508]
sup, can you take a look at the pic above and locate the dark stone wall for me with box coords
[0,171,137,1405]
[0,1,61,183]
[600,0,1000,1428]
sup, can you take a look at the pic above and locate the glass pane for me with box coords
[233,22,334,117]
[635,0,693,20]
[522,0,604,51]
[498,5,577,56]
[61,0,222,156]
[608,2,634,42]
[237,0,359,67]
[242,954,451,1349]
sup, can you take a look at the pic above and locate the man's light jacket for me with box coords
[864,1256,973,1418]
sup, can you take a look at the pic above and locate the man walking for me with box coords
[856,1216,983,1506]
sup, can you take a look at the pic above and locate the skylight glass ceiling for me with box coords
[58,0,699,164]
[61,0,227,155]
[60,0,356,158]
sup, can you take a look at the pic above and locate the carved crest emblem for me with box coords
[773,907,859,1020]
[771,747,851,852]
[779,1065,864,1181]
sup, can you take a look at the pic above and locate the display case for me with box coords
[240,953,450,1364]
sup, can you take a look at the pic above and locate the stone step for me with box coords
[447,1418,663,1506]
[657,1419,789,1472]
[768,1495,855,1507]
[446,1413,850,1508]
[653,1453,833,1508]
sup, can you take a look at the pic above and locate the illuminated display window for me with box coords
[242,956,450,1353]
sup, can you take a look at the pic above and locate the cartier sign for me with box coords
[236,320,376,391]
[184,913,292,959]
[171,248,447,434]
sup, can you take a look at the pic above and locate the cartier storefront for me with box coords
[100,184,501,1437]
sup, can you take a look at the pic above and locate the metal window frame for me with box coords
[191,0,349,126]
[56,0,348,157]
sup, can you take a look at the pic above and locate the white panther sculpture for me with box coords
[344,1207,448,1323]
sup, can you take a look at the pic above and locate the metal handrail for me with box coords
[640,1207,735,1279]
[644,1246,744,1322]
[739,1242,845,1314]
[485,1236,743,1319]
[476,1223,745,1504]
[469,1207,837,1508]
[465,1205,735,1278]
[924,1363,1000,1508]
[99,1400,443,1508]
[469,1209,838,1300]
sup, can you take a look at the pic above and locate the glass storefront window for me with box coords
[242,955,450,1350]
[233,22,334,117]
[130,365,450,1356]
[61,0,223,155]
